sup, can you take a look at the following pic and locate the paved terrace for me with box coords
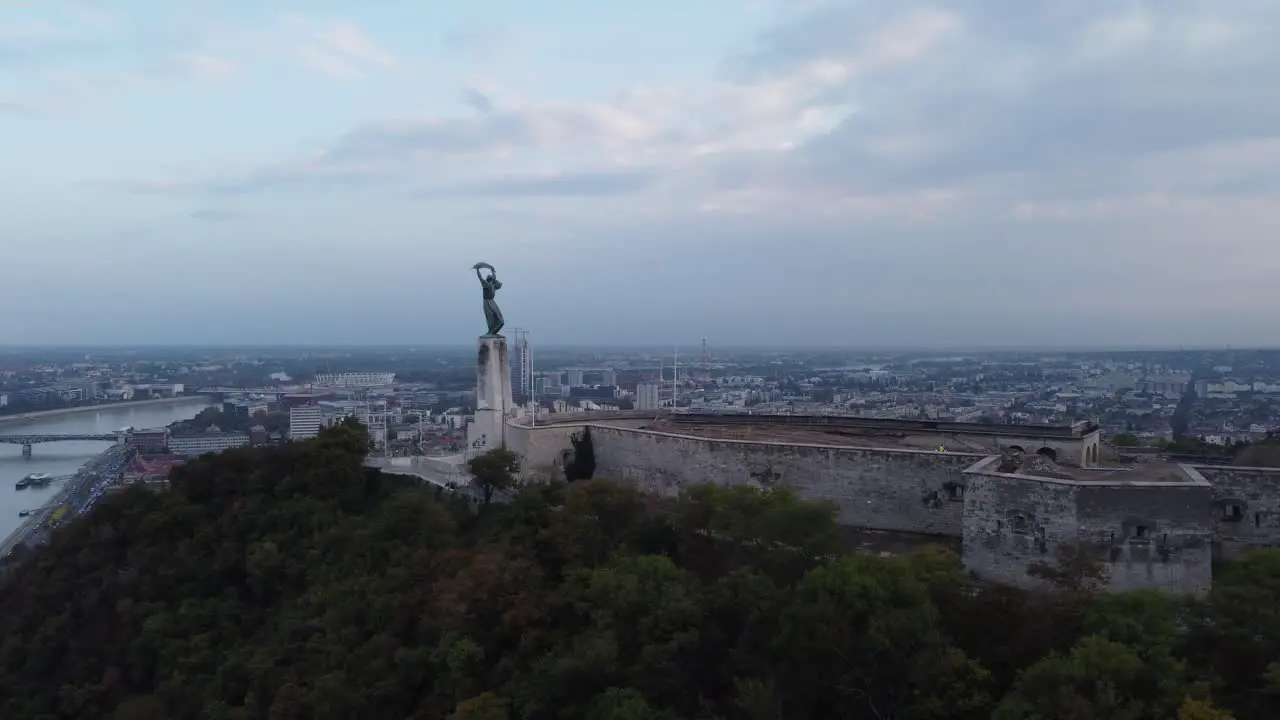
[514,411,1102,455]
[966,455,1205,485]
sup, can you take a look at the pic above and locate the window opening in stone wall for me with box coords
[1224,504,1244,521]
[947,484,964,501]
[1011,514,1029,534]
[1134,525,1148,539]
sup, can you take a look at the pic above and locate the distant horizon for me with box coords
[2,343,1278,354]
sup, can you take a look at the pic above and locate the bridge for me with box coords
[0,434,119,458]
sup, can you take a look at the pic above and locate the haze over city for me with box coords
[2,0,1278,346]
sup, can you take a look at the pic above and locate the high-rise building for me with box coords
[636,383,661,411]
[510,329,531,397]
[601,370,617,386]
[289,405,322,440]
[568,368,585,387]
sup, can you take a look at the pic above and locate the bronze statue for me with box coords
[473,262,505,336]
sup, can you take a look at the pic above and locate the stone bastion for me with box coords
[503,412,1280,595]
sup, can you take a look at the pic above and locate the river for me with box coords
[0,399,212,538]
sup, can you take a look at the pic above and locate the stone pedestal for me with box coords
[468,335,514,452]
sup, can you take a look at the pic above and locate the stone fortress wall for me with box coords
[503,412,1280,595]
[961,458,1216,595]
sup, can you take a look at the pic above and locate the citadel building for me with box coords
[504,410,1279,596]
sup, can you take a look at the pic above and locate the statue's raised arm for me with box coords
[472,262,505,336]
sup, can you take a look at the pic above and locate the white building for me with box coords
[290,405,323,440]
[636,383,661,411]
[317,400,389,447]
[169,432,250,457]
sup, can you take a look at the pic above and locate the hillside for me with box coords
[0,420,1276,719]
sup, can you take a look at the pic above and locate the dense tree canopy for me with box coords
[0,422,1277,718]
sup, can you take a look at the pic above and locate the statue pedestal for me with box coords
[469,335,514,453]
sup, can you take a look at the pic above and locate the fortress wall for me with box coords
[585,425,984,537]
[505,421,575,480]
[962,468,1079,588]
[962,460,1213,595]
[1194,465,1280,559]
[506,418,655,482]
[1074,483,1213,595]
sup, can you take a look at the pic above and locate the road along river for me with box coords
[0,398,212,539]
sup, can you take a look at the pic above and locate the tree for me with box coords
[1234,440,1280,467]
[564,428,596,483]
[1193,550,1280,717]
[1178,698,1235,720]
[3,413,1278,720]
[1110,432,1140,447]
[467,448,521,505]
[993,635,1182,720]
[449,692,510,720]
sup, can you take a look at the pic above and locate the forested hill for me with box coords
[0,424,1277,719]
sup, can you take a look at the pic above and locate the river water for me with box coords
[0,399,211,538]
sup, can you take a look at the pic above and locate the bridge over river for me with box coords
[0,434,120,458]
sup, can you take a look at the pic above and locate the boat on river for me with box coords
[16,473,51,490]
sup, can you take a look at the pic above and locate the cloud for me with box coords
[0,8,115,65]
[422,170,655,198]
[290,19,397,79]
[461,87,495,115]
[172,52,237,80]
[189,209,239,223]
[123,1,1280,233]
[125,13,400,85]
[0,99,35,115]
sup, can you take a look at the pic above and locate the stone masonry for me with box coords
[504,414,1280,595]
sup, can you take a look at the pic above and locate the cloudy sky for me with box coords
[1,1,1277,347]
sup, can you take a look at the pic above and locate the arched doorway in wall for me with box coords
[1006,445,1026,454]
[1090,444,1099,465]
[1036,447,1058,462]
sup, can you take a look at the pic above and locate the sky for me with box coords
[1,0,1278,348]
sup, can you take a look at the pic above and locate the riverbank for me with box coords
[0,396,208,428]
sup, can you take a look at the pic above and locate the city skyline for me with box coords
[2,1,1278,346]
